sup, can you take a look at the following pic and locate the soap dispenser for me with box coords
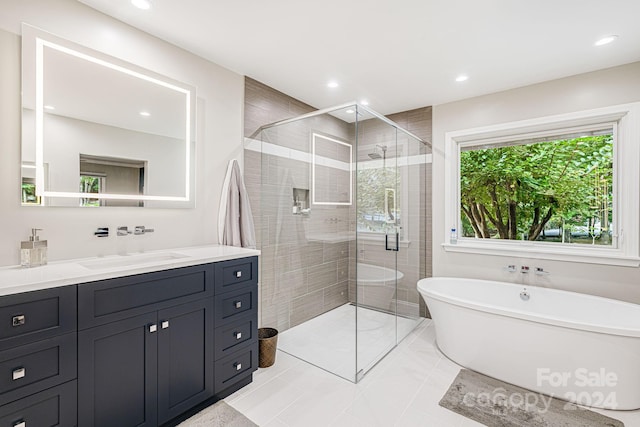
[20,228,48,268]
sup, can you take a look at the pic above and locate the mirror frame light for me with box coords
[23,24,196,205]
[311,132,353,206]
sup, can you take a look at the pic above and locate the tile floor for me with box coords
[278,304,420,382]
[221,319,640,427]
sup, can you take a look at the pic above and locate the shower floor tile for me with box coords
[277,303,419,382]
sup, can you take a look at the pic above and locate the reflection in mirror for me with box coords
[21,162,44,206]
[79,155,145,207]
[311,133,352,205]
[21,24,196,207]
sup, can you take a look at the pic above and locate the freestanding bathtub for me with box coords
[357,263,404,309]
[417,277,640,410]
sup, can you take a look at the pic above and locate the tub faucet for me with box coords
[521,266,530,274]
[535,267,550,276]
[520,288,530,301]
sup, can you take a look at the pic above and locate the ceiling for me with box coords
[78,0,640,116]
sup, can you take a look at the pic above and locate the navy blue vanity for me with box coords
[0,254,258,427]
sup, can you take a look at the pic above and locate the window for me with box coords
[356,140,414,241]
[80,174,105,207]
[460,128,613,246]
[357,165,400,234]
[444,103,640,266]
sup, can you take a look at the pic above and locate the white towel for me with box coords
[218,159,256,249]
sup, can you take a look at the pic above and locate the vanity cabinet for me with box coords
[77,256,258,426]
[0,255,259,427]
[78,264,215,427]
[0,286,78,427]
[78,298,214,426]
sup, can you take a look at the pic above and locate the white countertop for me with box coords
[0,245,260,297]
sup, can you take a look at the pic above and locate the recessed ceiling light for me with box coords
[455,75,469,82]
[131,0,151,10]
[345,109,355,114]
[44,105,55,110]
[139,111,151,117]
[327,81,339,88]
[360,100,369,106]
[594,35,618,46]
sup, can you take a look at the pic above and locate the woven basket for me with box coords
[258,327,278,368]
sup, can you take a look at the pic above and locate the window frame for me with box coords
[443,103,640,267]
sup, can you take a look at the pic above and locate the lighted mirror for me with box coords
[311,133,352,205]
[21,24,196,207]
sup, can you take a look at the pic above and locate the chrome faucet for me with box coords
[134,226,155,235]
[94,227,109,237]
[520,288,530,301]
[117,226,131,236]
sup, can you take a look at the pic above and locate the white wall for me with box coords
[0,0,244,265]
[432,62,640,304]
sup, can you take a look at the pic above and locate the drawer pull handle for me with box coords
[161,320,170,329]
[149,324,157,333]
[12,367,26,381]
[234,332,242,340]
[234,362,242,371]
[12,315,25,327]
[234,301,242,309]
[13,421,25,427]
[235,271,242,278]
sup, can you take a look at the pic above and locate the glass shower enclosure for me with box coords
[255,103,427,382]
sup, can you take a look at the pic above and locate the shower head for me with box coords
[368,144,387,160]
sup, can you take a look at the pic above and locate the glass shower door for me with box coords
[355,115,399,381]
[394,132,424,342]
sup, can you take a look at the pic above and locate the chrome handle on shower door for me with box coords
[385,233,399,251]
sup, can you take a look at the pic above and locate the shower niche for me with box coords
[292,188,309,215]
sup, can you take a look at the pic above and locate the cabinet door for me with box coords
[78,312,158,427]
[157,298,214,425]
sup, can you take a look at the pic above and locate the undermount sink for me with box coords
[79,252,189,270]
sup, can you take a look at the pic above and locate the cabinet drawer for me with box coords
[214,286,257,327]
[214,343,258,393]
[79,263,214,328]
[214,257,257,294]
[0,286,76,350]
[214,313,257,360]
[0,380,77,427]
[0,333,76,406]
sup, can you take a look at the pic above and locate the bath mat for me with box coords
[177,400,258,427]
[440,369,624,427]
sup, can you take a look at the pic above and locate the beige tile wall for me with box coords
[244,78,433,332]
